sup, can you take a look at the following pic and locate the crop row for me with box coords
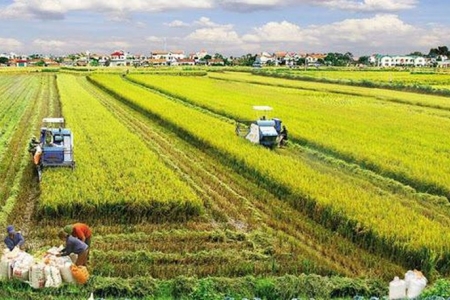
[37,74,203,221]
[0,75,54,229]
[264,69,450,86]
[91,247,330,279]
[0,273,388,299]
[209,71,450,112]
[79,77,406,279]
[88,73,450,275]
[127,73,450,199]
[0,76,37,160]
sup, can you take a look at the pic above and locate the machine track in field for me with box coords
[8,74,61,251]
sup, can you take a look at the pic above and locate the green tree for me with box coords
[35,59,46,67]
[357,56,370,65]
[409,51,424,56]
[428,45,449,57]
[67,54,77,62]
[237,53,257,66]
[89,59,99,67]
[0,57,9,65]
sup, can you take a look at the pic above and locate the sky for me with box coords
[0,0,449,57]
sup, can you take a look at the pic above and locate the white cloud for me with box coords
[218,0,289,12]
[146,36,163,42]
[240,14,441,55]
[186,16,240,45]
[314,14,415,42]
[186,27,241,44]
[0,38,23,50]
[32,39,66,53]
[319,0,418,12]
[0,0,214,20]
[242,21,305,43]
[194,17,226,28]
[165,20,190,28]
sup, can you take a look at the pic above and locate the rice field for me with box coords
[1,68,450,299]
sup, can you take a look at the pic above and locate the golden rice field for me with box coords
[262,68,450,88]
[1,68,450,299]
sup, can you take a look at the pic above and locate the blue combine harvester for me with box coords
[235,106,284,149]
[32,118,75,181]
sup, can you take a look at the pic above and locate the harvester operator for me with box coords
[28,136,40,155]
[4,225,25,251]
[279,126,288,147]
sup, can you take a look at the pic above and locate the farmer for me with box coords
[64,223,92,261]
[4,225,25,251]
[63,223,92,248]
[57,230,89,266]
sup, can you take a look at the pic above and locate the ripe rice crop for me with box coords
[129,73,450,198]
[263,69,450,87]
[38,74,203,221]
[89,74,450,274]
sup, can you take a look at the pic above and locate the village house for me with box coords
[150,50,185,65]
[306,53,327,66]
[376,55,427,67]
[109,50,131,67]
[172,58,196,66]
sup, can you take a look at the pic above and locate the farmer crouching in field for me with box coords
[4,225,25,251]
[57,230,89,266]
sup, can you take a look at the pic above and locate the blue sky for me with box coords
[0,0,448,57]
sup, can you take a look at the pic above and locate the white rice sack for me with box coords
[11,252,34,281]
[12,264,29,281]
[10,251,33,269]
[55,256,72,266]
[4,247,21,261]
[46,247,60,256]
[29,263,45,289]
[59,261,75,283]
[44,265,62,288]
[0,259,11,280]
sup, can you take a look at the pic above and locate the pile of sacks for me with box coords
[0,246,89,288]
[389,269,427,299]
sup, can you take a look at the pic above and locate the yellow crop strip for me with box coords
[38,74,202,219]
[268,69,450,86]
[90,74,450,270]
[209,72,450,109]
[129,73,450,198]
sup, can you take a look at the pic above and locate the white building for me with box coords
[377,55,427,67]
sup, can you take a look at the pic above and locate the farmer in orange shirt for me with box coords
[63,223,92,259]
